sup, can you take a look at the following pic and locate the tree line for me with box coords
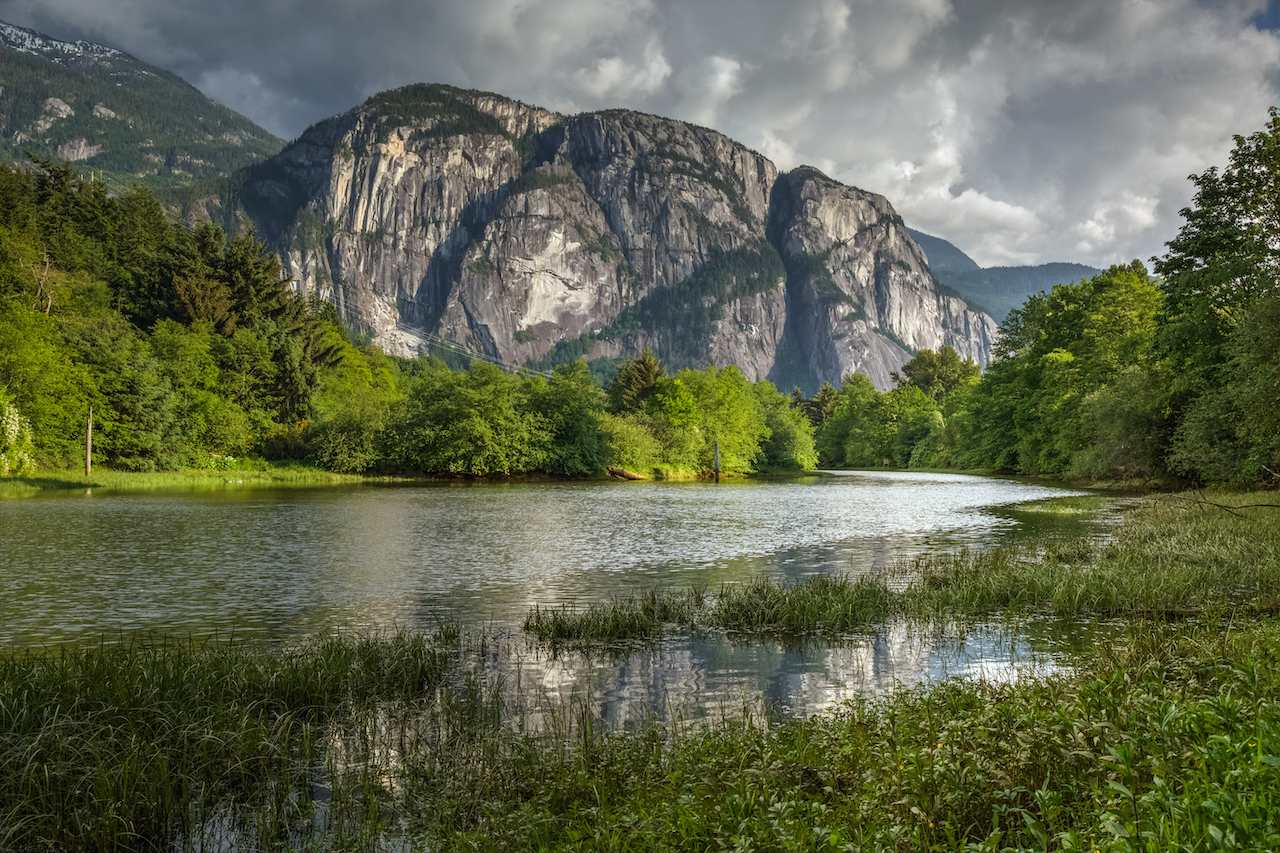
[805,109,1278,487]
[2,108,1274,485]
[0,159,816,476]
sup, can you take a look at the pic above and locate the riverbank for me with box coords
[0,464,410,496]
[0,463,796,497]
[2,491,1276,851]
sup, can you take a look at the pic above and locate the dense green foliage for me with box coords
[0,32,282,193]
[0,171,812,476]
[0,161,381,470]
[597,350,816,475]
[808,110,1278,486]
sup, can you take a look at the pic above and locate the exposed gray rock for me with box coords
[769,168,997,389]
[35,97,73,133]
[241,84,996,392]
[56,138,103,161]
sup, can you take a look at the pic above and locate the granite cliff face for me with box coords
[236,84,995,391]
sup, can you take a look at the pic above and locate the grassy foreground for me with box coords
[3,491,1278,851]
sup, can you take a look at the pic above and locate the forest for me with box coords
[0,158,815,478]
[818,109,1277,487]
[1,108,1275,486]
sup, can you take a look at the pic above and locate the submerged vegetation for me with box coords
[3,493,1279,851]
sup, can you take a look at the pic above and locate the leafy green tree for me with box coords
[800,381,843,429]
[0,388,36,474]
[1167,295,1279,483]
[681,366,771,472]
[756,381,818,469]
[600,411,662,473]
[953,262,1161,474]
[0,300,93,465]
[149,319,251,463]
[891,346,979,405]
[526,360,610,476]
[386,360,550,475]
[645,376,702,469]
[816,373,879,467]
[63,312,181,471]
[1154,109,1279,484]
[1069,365,1170,480]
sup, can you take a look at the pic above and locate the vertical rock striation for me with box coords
[239,84,996,392]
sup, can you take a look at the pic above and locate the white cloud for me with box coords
[7,0,1276,268]
[677,55,744,127]
[572,39,671,99]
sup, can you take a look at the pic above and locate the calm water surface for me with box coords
[2,471,1121,717]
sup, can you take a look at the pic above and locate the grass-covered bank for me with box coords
[0,463,408,496]
[427,620,1280,852]
[0,629,464,851]
[7,622,1280,851]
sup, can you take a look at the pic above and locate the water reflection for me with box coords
[1,472,1122,712]
[472,617,1071,729]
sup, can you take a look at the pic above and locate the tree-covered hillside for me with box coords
[0,21,282,193]
[908,228,1101,322]
[0,159,816,477]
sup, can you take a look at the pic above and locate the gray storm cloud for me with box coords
[7,0,1277,268]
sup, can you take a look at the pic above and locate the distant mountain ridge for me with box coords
[202,83,999,393]
[907,228,1101,322]
[0,20,283,191]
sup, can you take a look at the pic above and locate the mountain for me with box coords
[203,84,997,393]
[0,20,282,191]
[907,228,1101,323]
[905,229,981,278]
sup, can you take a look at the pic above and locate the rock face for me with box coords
[238,84,996,391]
[769,169,998,389]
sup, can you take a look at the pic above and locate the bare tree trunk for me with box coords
[85,406,93,477]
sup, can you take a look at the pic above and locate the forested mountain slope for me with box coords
[907,228,1101,322]
[0,20,282,192]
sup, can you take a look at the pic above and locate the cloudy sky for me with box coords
[6,0,1278,268]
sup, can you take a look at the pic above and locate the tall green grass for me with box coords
[523,493,1280,645]
[382,620,1280,851]
[0,630,458,851]
[523,588,704,647]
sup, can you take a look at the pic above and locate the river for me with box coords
[1,470,1121,718]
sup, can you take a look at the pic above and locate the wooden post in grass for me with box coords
[85,405,93,476]
[714,440,720,483]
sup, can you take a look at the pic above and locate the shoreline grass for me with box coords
[8,620,1279,851]
[4,490,1278,851]
[523,492,1280,645]
[0,464,413,496]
